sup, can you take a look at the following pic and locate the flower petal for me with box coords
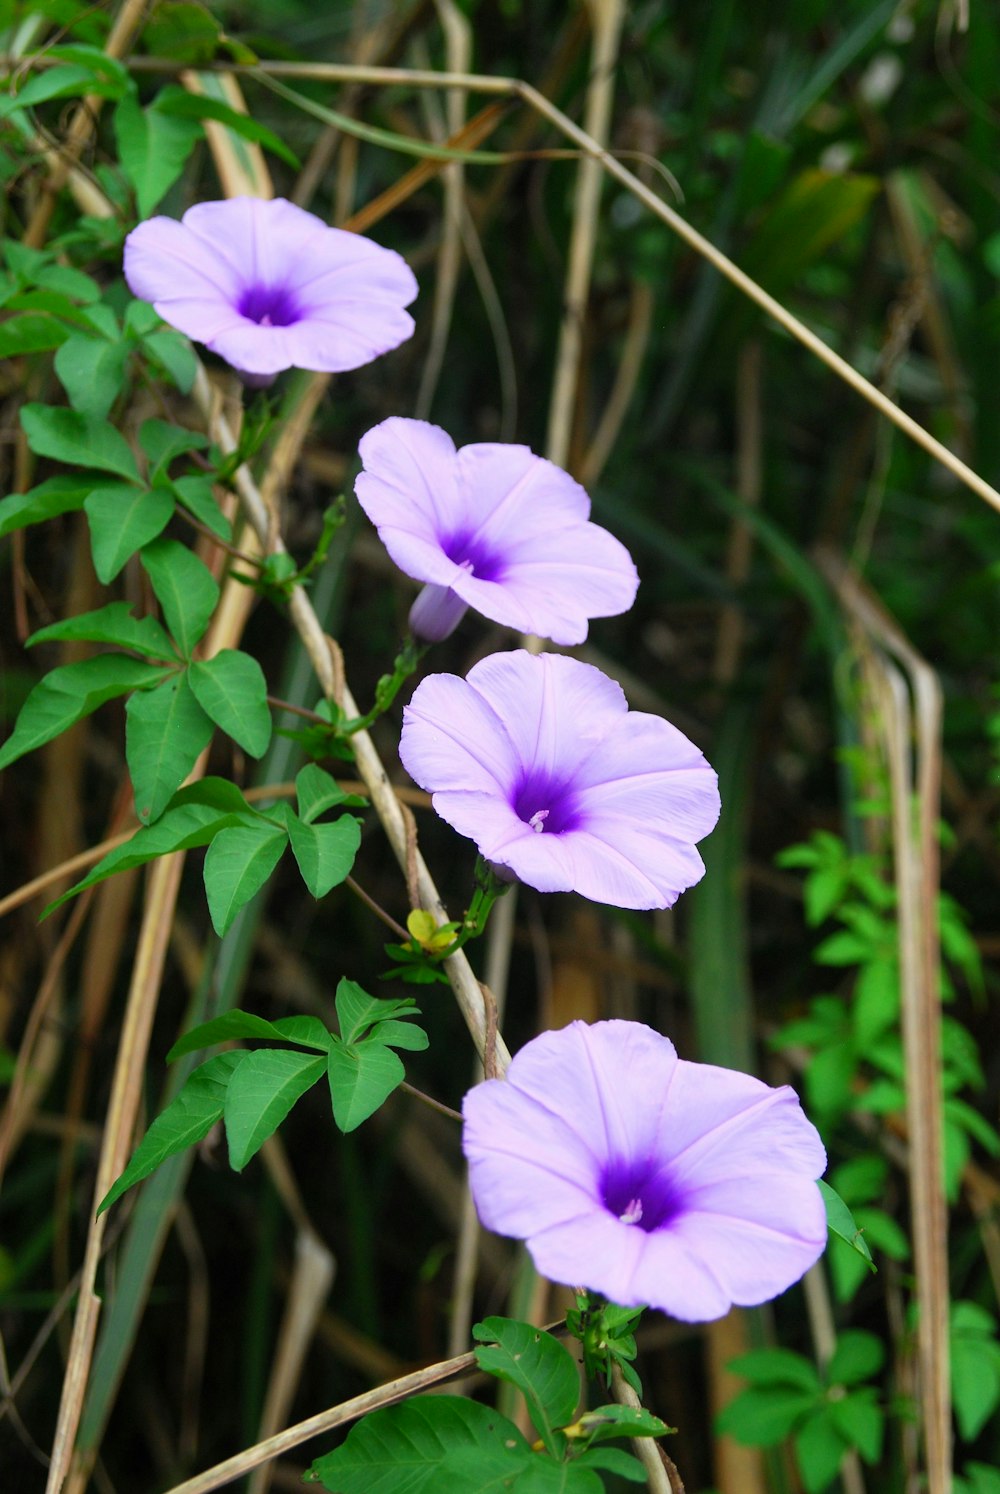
[526,1207,734,1320]
[124,198,417,377]
[399,672,519,799]
[356,419,464,584]
[668,1176,827,1306]
[453,442,589,546]
[465,651,626,782]
[451,523,638,645]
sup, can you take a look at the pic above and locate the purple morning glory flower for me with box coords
[354,418,638,644]
[399,650,719,909]
[124,197,417,379]
[463,1020,828,1321]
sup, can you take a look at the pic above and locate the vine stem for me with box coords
[160,1348,481,1494]
[192,365,512,1076]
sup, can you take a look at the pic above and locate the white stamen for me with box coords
[619,1197,643,1226]
[528,809,549,834]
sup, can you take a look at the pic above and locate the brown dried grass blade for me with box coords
[820,552,950,1494]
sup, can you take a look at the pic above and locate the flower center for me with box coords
[237,283,301,328]
[440,529,505,582]
[601,1161,684,1234]
[512,771,579,835]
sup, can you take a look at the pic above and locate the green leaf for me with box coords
[326,1041,405,1134]
[716,1386,819,1446]
[571,1404,672,1445]
[373,1020,429,1053]
[203,821,286,934]
[224,1049,325,1171]
[168,1009,332,1061]
[188,650,272,758]
[151,83,299,168]
[170,474,232,540]
[0,64,121,119]
[308,1395,531,1494]
[28,602,176,660]
[829,1391,884,1463]
[818,1181,875,1271]
[826,1331,884,1387]
[727,1349,821,1393]
[0,476,92,537]
[0,312,70,356]
[0,654,170,772]
[794,1407,849,1494]
[333,981,420,1046]
[84,483,174,582]
[43,795,258,914]
[140,538,219,658]
[140,328,197,391]
[951,1301,1000,1441]
[43,45,131,93]
[138,420,209,482]
[20,403,139,480]
[574,1447,647,1482]
[97,1052,244,1214]
[125,671,214,825]
[284,810,360,898]
[54,334,130,421]
[295,763,355,824]
[473,1318,579,1455]
[114,92,203,217]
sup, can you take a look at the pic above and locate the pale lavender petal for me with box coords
[668,1177,827,1306]
[356,419,464,579]
[654,1074,828,1191]
[463,1077,601,1237]
[528,1208,734,1320]
[573,715,720,837]
[124,217,245,328]
[507,1021,678,1170]
[494,823,703,908]
[465,652,626,779]
[399,671,518,799]
[453,442,589,545]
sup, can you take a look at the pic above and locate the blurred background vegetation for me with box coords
[1,1,998,1491]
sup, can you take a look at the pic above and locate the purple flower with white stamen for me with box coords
[463,1020,828,1321]
[354,418,638,644]
[399,650,719,909]
[124,198,417,381]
